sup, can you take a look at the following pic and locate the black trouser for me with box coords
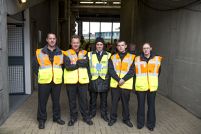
[37,83,62,122]
[110,88,131,121]
[66,84,90,121]
[89,91,108,117]
[136,91,156,129]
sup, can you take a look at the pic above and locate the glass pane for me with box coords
[101,22,112,43]
[75,21,78,35]
[90,22,100,44]
[112,22,120,41]
[82,22,89,43]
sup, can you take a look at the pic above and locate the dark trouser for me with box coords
[89,91,108,117]
[136,91,156,129]
[37,83,62,122]
[110,88,131,121]
[66,84,90,121]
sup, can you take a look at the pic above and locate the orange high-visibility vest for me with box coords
[36,49,63,84]
[135,56,162,92]
[110,53,135,90]
[63,49,89,84]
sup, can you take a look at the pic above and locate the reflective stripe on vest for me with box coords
[36,49,63,84]
[110,53,135,90]
[88,51,111,80]
[63,49,89,84]
[135,56,162,92]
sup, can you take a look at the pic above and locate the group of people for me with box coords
[33,33,162,131]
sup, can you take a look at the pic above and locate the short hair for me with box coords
[46,32,56,38]
[117,40,127,45]
[71,35,80,41]
[143,42,151,47]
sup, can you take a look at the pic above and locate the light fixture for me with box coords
[18,0,27,4]
[95,2,107,4]
[113,2,121,5]
[80,1,94,4]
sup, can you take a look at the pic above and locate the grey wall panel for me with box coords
[120,0,201,118]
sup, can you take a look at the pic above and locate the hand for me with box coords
[118,79,125,86]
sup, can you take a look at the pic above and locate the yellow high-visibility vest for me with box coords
[36,49,63,84]
[135,56,162,92]
[110,53,135,90]
[63,49,89,84]
[88,51,111,80]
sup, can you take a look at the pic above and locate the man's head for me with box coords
[71,35,80,50]
[116,40,127,53]
[95,37,104,52]
[143,43,152,55]
[46,33,57,47]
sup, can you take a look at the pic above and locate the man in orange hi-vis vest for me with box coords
[135,43,162,131]
[33,33,65,129]
[108,40,135,127]
[63,35,93,126]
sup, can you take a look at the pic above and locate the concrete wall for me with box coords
[121,0,201,118]
[140,5,201,118]
[0,0,9,125]
[30,0,51,49]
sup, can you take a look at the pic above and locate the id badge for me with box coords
[96,63,102,71]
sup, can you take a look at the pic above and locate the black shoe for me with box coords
[108,120,116,126]
[68,119,77,126]
[38,121,45,129]
[137,125,143,129]
[83,119,93,125]
[123,120,133,128]
[101,115,109,122]
[53,119,65,125]
[148,127,154,131]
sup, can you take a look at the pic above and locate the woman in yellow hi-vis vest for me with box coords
[108,40,135,127]
[32,33,65,129]
[63,35,93,126]
[135,43,162,131]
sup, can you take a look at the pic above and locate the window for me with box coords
[81,21,120,46]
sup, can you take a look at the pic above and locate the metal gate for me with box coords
[8,24,25,94]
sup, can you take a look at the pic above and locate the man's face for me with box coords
[143,43,152,55]
[46,34,56,47]
[96,42,104,52]
[71,38,80,50]
[117,41,127,52]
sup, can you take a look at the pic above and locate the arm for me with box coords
[32,56,39,76]
[159,66,161,77]
[122,61,135,81]
[77,53,89,68]
[108,58,120,82]
[63,55,78,71]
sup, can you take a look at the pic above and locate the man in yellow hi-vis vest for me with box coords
[108,40,135,127]
[33,33,65,129]
[63,35,93,126]
[135,43,162,131]
[88,37,111,122]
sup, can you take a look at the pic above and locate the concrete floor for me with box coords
[0,88,201,134]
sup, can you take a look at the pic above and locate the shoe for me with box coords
[137,125,143,129]
[83,119,93,125]
[108,120,116,126]
[68,119,77,126]
[38,121,45,129]
[123,120,133,128]
[101,115,109,122]
[53,119,65,125]
[148,127,154,131]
